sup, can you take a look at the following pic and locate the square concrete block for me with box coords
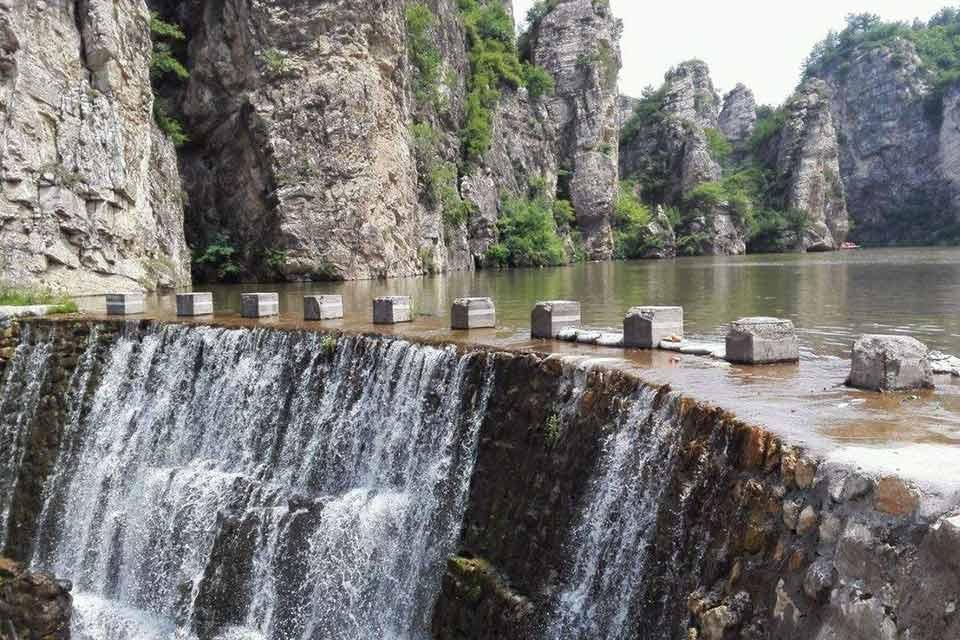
[373,296,412,324]
[105,293,144,316]
[304,295,343,321]
[240,292,279,318]
[176,292,213,316]
[725,317,799,364]
[451,297,495,329]
[531,300,580,338]
[848,335,934,391]
[623,306,683,349]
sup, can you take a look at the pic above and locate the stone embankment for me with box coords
[0,317,957,640]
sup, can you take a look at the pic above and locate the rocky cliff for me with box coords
[773,79,848,251]
[620,60,748,256]
[0,0,191,295]
[0,557,72,640]
[719,84,756,144]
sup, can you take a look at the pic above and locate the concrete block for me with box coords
[623,306,683,349]
[725,317,799,364]
[176,292,213,317]
[304,295,344,321]
[451,297,495,329]
[240,292,279,318]
[373,296,413,324]
[105,293,144,316]
[848,335,934,391]
[531,300,580,338]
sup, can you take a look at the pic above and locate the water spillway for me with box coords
[1,319,958,640]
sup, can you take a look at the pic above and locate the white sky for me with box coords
[513,0,953,105]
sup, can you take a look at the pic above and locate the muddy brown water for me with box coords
[75,248,960,487]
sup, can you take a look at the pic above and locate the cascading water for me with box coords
[4,324,494,640]
[545,385,683,640]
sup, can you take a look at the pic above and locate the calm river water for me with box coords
[77,247,960,478]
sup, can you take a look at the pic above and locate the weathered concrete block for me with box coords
[531,300,580,338]
[848,335,934,391]
[373,296,413,324]
[176,292,213,317]
[304,295,344,321]
[725,317,799,364]
[240,293,279,318]
[451,297,495,329]
[105,293,144,316]
[623,306,683,348]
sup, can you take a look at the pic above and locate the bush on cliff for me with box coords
[486,196,566,267]
[405,3,442,105]
[148,13,190,146]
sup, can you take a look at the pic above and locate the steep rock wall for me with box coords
[821,38,960,244]
[774,79,849,251]
[719,83,756,144]
[0,0,190,294]
[174,0,420,282]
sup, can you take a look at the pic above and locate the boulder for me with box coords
[304,295,344,321]
[531,301,580,339]
[373,296,413,325]
[451,298,496,330]
[623,306,683,349]
[240,293,280,319]
[847,335,934,391]
[725,317,799,364]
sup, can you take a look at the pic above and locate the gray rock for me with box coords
[797,505,818,535]
[929,351,960,377]
[719,84,757,143]
[623,306,683,349]
[373,296,413,325]
[783,499,801,530]
[241,293,280,319]
[0,0,190,294]
[700,604,737,640]
[595,332,624,347]
[575,331,603,345]
[106,293,145,316]
[804,559,836,600]
[848,335,934,391]
[725,317,800,364]
[775,79,849,251]
[451,297,496,330]
[176,293,214,317]
[304,295,344,321]
[531,300,581,339]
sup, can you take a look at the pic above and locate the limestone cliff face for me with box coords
[0,0,190,295]
[620,60,748,256]
[527,0,621,259]
[719,83,756,144]
[775,79,849,251]
[173,0,420,281]
[820,38,960,244]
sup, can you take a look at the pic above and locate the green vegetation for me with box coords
[485,195,566,267]
[0,283,77,314]
[458,0,555,164]
[544,413,562,448]
[405,3,443,105]
[704,127,733,166]
[259,48,290,76]
[804,10,960,126]
[194,234,241,282]
[321,334,337,357]
[612,182,654,259]
[411,122,473,228]
[749,105,787,150]
[149,13,189,146]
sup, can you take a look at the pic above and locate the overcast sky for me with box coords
[513,0,953,105]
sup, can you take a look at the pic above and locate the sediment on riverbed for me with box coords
[0,318,957,640]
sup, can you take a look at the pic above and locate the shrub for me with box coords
[259,48,289,76]
[153,99,189,147]
[405,3,442,104]
[486,195,566,267]
[552,198,576,228]
[613,182,653,259]
[704,127,733,165]
[195,234,241,282]
[523,63,555,99]
[0,283,77,313]
[749,107,786,150]
[149,13,189,145]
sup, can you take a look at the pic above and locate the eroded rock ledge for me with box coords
[0,557,71,640]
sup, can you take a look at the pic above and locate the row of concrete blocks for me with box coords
[532,300,938,392]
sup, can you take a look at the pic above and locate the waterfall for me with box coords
[11,324,493,640]
[545,386,683,640]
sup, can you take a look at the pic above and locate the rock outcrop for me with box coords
[719,83,756,144]
[0,0,190,294]
[774,79,849,250]
[0,557,72,640]
[528,0,621,259]
[620,60,748,256]
[173,0,421,281]
[819,38,960,244]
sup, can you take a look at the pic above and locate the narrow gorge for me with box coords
[1,318,958,640]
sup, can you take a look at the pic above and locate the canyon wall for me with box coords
[1,318,958,639]
[0,0,191,295]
